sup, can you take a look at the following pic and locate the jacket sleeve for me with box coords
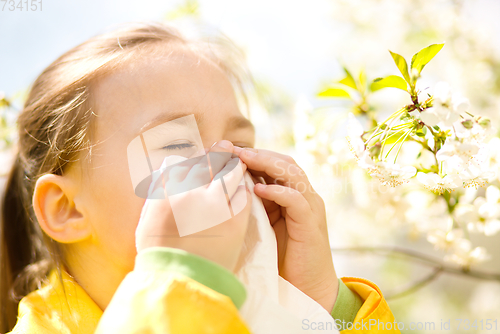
[94,247,251,334]
[330,277,401,333]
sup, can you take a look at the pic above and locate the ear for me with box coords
[33,173,91,243]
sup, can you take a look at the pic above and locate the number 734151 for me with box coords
[1,0,42,11]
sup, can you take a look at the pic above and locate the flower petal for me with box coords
[420,111,439,126]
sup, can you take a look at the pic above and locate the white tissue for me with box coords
[235,172,340,334]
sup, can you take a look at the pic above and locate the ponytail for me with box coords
[0,154,53,332]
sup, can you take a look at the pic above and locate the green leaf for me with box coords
[370,75,408,92]
[389,50,411,84]
[410,43,444,74]
[339,67,357,90]
[317,87,351,98]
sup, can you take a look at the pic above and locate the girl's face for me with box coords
[65,47,255,281]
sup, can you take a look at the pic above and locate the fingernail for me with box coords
[216,140,233,149]
[233,146,243,154]
[254,183,265,190]
[242,148,257,158]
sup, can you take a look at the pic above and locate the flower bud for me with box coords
[369,142,381,157]
[478,118,491,128]
[423,98,433,109]
[461,119,474,129]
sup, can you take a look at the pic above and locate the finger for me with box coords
[251,184,282,224]
[267,205,282,226]
[236,147,325,210]
[237,148,307,186]
[253,183,313,229]
[163,155,204,184]
[247,169,277,185]
[136,196,179,251]
[228,182,252,217]
[233,147,295,164]
[207,140,234,176]
[260,196,280,213]
[235,149,317,203]
[234,147,303,186]
[173,157,211,195]
[157,155,204,197]
[212,158,247,198]
[138,198,150,222]
[235,147,299,186]
[162,141,231,195]
[210,140,234,153]
[148,155,193,197]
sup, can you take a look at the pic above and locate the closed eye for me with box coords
[161,142,194,151]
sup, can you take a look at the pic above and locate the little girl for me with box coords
[0,22,400,333]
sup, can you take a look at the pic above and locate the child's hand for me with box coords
[136,141,252,272]
[233,147,339,313]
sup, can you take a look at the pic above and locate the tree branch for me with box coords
[331,246,500,298]
[385,267,443,300]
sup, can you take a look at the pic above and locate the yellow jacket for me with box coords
[8,247,400,333]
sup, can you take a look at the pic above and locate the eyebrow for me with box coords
[138,111,255,135]
[227,115,255,133]
[139,111,205,134]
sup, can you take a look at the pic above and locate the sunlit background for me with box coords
[2,0,500,332]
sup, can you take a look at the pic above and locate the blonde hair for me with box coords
[0,21,253,332]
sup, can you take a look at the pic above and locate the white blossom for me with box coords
[420,107,458,127]
[356,150,376,170]
[455,186,500,236]
[459,165,495,188]
[444,239,490,268]
[404,191,450,233]
[454,119,492,144]
[419,82,470,127]
[436,139,480,164]
[433,81,470,114]
[416,172,462,194]
[483,137,500,175]
[368,162,416,187]
[427,228,467,251]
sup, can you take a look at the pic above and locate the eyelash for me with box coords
[232,142,253,148]
[161,143,194,151]
[161,142,253,151]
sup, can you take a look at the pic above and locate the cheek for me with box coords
[85,151,145,271]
